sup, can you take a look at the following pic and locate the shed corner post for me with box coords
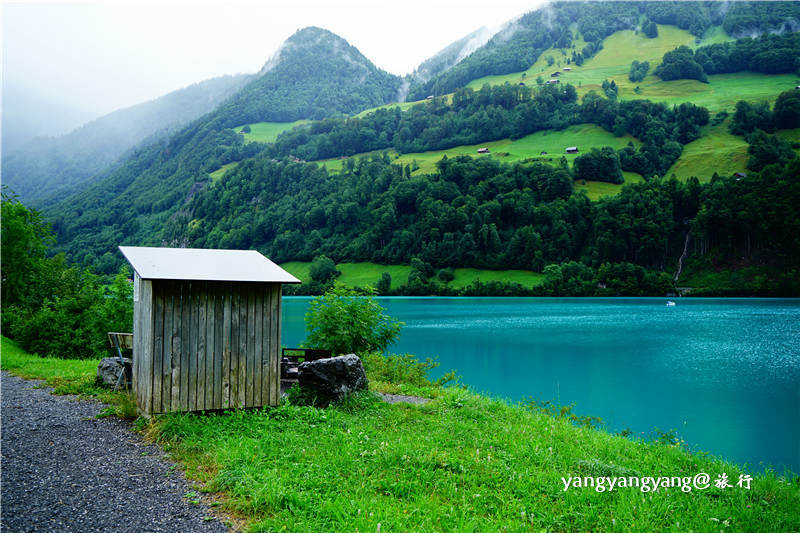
[132,272,155,416]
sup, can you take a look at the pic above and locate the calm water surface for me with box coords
[282,297,800,473]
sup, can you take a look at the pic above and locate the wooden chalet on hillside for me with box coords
[119,246,300,415]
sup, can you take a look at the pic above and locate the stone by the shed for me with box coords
[298,354,368,404]
[96,357,132,388]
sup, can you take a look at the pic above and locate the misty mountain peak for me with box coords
[258,26,373,76]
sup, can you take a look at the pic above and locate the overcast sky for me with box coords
[3,0,544,128]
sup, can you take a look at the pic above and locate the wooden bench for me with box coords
[280,348,332,385]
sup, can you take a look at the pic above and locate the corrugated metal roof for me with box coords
[119,246,301,283]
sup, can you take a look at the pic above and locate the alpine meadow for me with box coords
[2,2,800,532]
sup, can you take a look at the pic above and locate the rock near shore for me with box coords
[298,354,368,404]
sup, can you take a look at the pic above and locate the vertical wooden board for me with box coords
[271,284,281,406]
[204,283,214,410]
[189,281,206,411]
[237,284,248,408]
[214,284,224,410]
[132,273,143,412]
[152,282,164,414]
[185,282,194,412]
[171,281,182,412]
[142,279,154,415]
[253,286,263,407]
[188,282,200,411]
[229,283,240,409]
[162,281,174,413]
[261,283,272,405]
[180,281,191,411]
[222,282,232,409]
[245,287,256,407]
[195,283,206,411]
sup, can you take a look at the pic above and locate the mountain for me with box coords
[208,27,402,125]
[409,26,501,86]
[32,5,800,295]
[1,81,97,154]
[45,27,404,269]
[2,74,251,206]
[406,1,800,100]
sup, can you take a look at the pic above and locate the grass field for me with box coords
[4,340,798,531]
[280,262,545,290]
[575,172,644,201]
[464,25,795,114]
[149,385,799,532]
[467,25,694,94]
[667,121,749,182]
[236,120,308,144]
[354,101,418,118]
[447,268,544,289]
[631,72,800,113]
[208,161,239,182]
[322,124,642,177]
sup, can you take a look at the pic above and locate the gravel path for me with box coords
[1,372,227,533]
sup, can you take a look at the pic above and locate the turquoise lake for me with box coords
[282,297,800,474]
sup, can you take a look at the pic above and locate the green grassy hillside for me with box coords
[322,124,641,175]
[467,25,694,92]
[208,161,239,182]
[465,25,795,113]
[576,172,645,201]
[237,120,309,144]
[223,24,793,203]
[667,122,749,181]
[280,261,545,290]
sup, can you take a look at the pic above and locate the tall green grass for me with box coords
[150,387,799,532]
[4,339,798,531]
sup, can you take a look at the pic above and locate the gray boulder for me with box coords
[298,354,368,404]
[96,357,132,388]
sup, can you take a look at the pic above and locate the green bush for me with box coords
[361,352,456,388]
[303,285,402,355]
[1,192,133,359]
[8,268,133,359]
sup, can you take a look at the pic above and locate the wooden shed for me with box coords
[119,246,300,415]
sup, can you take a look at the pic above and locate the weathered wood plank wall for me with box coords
[133,280,282,414]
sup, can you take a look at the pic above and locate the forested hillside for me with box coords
[406,1,800,100]
[210,27,402,125]
[43,27,403,272]
[3,74,251,206]
[164,149,799,296]
[30,1,800,296]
